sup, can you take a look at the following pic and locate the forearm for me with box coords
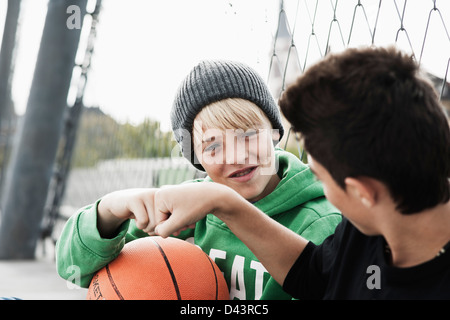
[214,190,308,286]
[97,195,129,238]
[97,188,159,238]
[56,202,128,287]
[154,183,308,285]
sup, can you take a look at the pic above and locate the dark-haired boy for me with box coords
[154,46,450,299]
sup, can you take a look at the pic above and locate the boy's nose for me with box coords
[235,143,249,164]
[225,137,249,165]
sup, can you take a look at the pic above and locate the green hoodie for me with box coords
[56,149,341,300]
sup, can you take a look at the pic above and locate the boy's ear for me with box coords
[344,177,377,208]
[271,129,281,143]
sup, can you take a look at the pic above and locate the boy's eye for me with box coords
[245,130,257,137]
[205,143,221,153]
[239,130,258,140]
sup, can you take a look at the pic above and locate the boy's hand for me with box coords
[96,183,238,239]
[97,188,159,238]
[96,183,306,286]
[154,182,240,238]
[154,182,308,286]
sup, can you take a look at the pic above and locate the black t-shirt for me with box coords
[283,218,450,299]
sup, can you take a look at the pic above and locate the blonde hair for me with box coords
[193,98,272,136]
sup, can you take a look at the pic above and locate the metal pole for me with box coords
[0,0,88,259]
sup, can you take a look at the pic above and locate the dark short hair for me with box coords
[279,46,450,214]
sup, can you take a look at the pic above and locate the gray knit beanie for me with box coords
[171,60,284,171]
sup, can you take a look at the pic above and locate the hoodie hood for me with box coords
[201,148,325,217]
[254,148,325,216]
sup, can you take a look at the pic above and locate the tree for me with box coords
[70,107,177,167]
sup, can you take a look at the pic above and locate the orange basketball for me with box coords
[86,236,229,300]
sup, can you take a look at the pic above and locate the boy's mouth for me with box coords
[228,166,258,181]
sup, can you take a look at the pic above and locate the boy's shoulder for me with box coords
[274,147,301,160]
[274,148,309,172]
[301,196,341,219]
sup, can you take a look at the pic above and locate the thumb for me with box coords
[153,200,196,238]
[155,215,197,238]
[153,188,185,238]
[154,218,182,238]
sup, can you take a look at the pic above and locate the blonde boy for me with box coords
[56,60,341,300]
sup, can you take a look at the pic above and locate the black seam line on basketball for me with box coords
[106,264,124,300]
[150,238,182,300]
[204,253,219,300]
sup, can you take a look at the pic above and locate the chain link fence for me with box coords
[36,0,450,249]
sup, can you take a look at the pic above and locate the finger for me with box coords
[173,230,181,237]
[154,209,197,238]
[154,189,195,237]
[188,223,196,229]
[153,209,176,238]
[129,200,149,230]
[155,219,185,238]
[153,190,181,237]
[142,196,157,233]
[153,188,172,224]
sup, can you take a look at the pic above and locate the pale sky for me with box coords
[4,0,279,131]
[2,0,449,132]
